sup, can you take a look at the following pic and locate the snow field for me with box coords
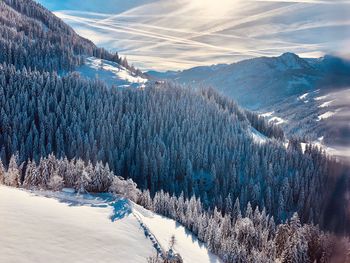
[0,186,222,263]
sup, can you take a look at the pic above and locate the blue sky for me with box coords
[37,0,350,70]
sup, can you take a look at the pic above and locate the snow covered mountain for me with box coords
[148,53,350,109]
[0,186,221,263]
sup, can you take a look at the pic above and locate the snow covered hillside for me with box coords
[0,186,221,263]
[75,57,148,88]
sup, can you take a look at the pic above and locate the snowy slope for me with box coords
[75,57,148,88]
[0,186,153,263]
[0,186,222,263]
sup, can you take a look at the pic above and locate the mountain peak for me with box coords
[280,52,299,59]
[278,52,309,70]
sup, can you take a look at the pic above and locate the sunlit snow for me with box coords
[317,111,336,121]
[298,92,309,100]
[76,57,147,87]
[318,100,334,108]
[250,128,268,144]
[314,95,329,101]
[269,116,287,125]
[260,111,275,117]
[133,203,222,263]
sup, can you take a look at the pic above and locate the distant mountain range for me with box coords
[148,52,350,109]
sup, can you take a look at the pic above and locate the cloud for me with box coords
[38,0,350,70]
[254,0,348,3]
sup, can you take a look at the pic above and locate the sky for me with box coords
[37,0,350,71]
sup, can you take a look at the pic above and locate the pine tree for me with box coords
[23,160,40,188]
[48,172,64,191]
[4,155,21,187]
[75,169,91,194]
[0,159,5,184]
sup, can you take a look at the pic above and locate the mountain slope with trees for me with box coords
[148,53,350,161]
[0,0,141,74]
[0,63,340,226]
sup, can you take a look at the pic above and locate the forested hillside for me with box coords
[0,63,339,225]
